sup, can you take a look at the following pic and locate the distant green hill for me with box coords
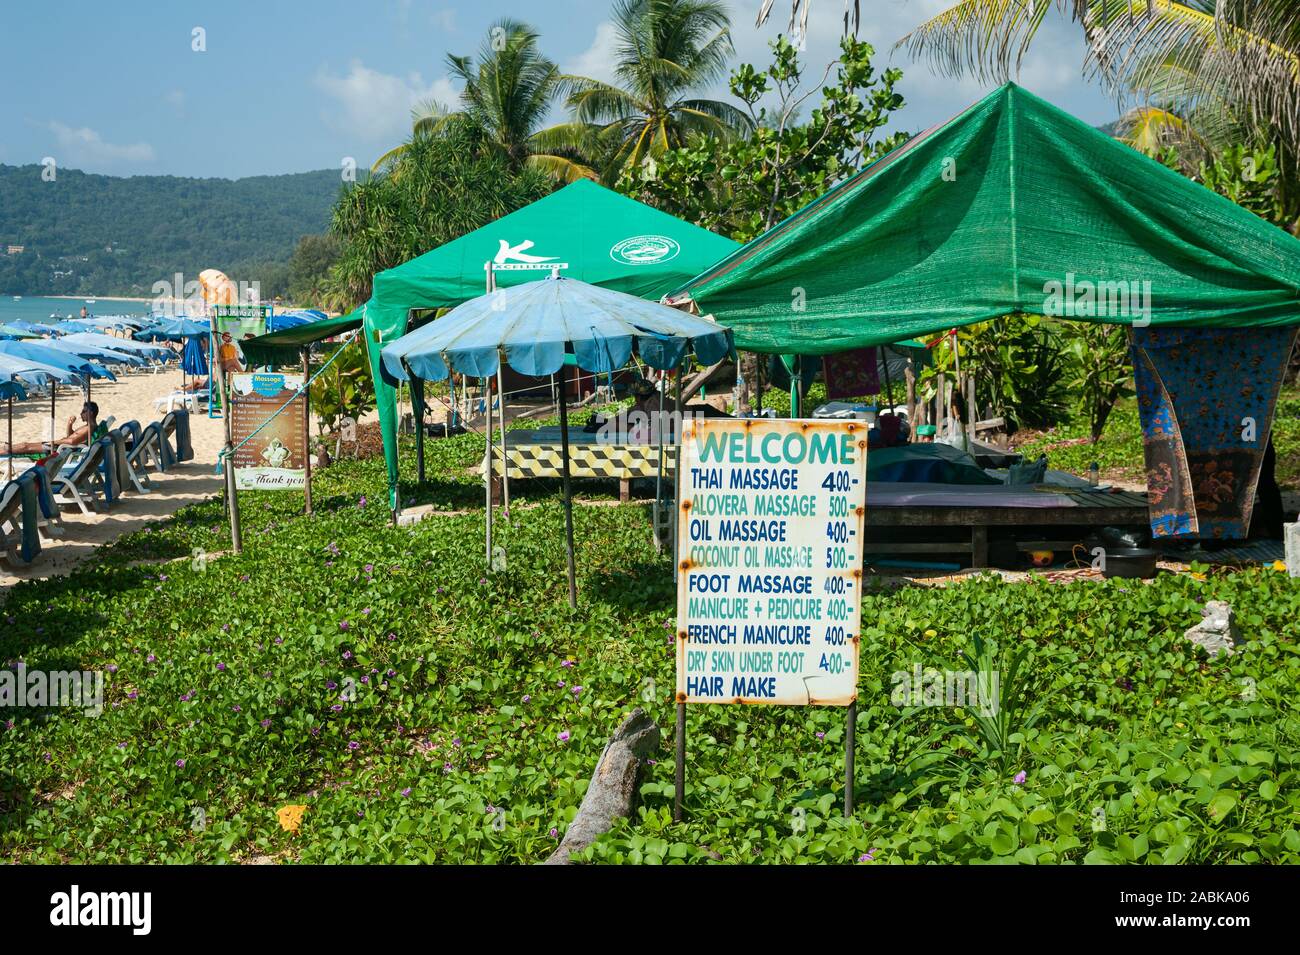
[0,164,341,297]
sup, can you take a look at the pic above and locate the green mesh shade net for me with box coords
[668,83,1300,353]
[360,179,740,510]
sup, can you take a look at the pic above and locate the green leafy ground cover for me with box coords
[2,429,1298,864]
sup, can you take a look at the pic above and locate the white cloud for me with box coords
[567,22,621,84]
[315,60,458,142]
[46,121,155,165]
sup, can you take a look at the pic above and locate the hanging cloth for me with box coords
[1131,326,1298,539]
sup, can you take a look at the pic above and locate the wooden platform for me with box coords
[865,489,1149,567]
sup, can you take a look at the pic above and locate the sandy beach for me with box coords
[1,366,227,588]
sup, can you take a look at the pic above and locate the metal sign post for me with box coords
[673,416,867,821]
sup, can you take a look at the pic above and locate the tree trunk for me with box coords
[542,708,661,865]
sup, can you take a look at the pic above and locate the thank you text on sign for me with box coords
[675,418,867,706]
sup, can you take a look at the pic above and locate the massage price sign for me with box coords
[675,418,867,706]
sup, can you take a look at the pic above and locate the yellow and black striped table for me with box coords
[487,428,677,501]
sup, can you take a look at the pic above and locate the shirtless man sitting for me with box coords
[2,401,105,456]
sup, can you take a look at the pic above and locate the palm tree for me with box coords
[372,21,595,182]
[893,1,1300,231]
[566,0,754,179]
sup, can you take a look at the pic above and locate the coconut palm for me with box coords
[893,1,1300,230]
[371,21,596,182]
[566,0,754,179]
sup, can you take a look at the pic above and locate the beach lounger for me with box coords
[0,468,60,565]
[51,440,108,515]
[0,481,20,566]
[158,409,195,466]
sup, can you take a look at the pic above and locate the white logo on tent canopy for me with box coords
[491,239,568,271]
[610,235,680,265]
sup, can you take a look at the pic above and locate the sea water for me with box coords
[0,295,148,326]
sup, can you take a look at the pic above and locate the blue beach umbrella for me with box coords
[182,334,209,376]
[380,274,734,607]
[41,335,147,367]
[0,323,41,339]
[137,317,210,342]
[0,341,115,382]
[0,354,87,457]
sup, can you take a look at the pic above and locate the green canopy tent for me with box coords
[667,83,1300,543]
[667,82,1300,348]
[240,309,365,367]
[357,178,741,512]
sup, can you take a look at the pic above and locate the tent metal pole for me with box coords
[302,347,313,517]
[557,361,578,608]
[6,395,12,482]
[880,346,893,411]
[484,376,493,568]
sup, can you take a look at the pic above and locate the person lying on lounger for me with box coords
[2,401,106,455]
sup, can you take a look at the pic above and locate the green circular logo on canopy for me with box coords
[610,235,681,266]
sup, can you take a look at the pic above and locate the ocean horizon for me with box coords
[0,294,152,326]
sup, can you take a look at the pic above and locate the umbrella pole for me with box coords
[6,395,12,482]
[50,386,56,450]
[557,362,577,608]
[497,367,509,510]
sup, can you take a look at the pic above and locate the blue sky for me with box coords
[0,0,1116,180]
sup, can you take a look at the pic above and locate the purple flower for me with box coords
[815,731,825,740]
[339,622,350,633]
[127,691,138,700]
[557,730,570,742]
[176,759,186,768]
[1013,771,1027,785]
[216,662,226,671]
[342,650,353,660]
[146,654,156,663]
[221,624,230,632]
[331,704,343,712]
[260,719,272,729]
[401,787,412,798]
[560,659,575,669]
[364,564,374,574]
[231,704,241,712]
[358,496,367,508]
[347,740,360,751]
[522,694,531,703]
[549,827,559,839]
[107,664,118,673]
[571,686,583,696]
[859,849,877,863]
[326,680,338,690]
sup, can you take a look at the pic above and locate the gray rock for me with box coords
[1184,600,1241,657]
[542,708,660,865]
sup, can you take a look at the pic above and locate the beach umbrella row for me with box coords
[59,332,171,363]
